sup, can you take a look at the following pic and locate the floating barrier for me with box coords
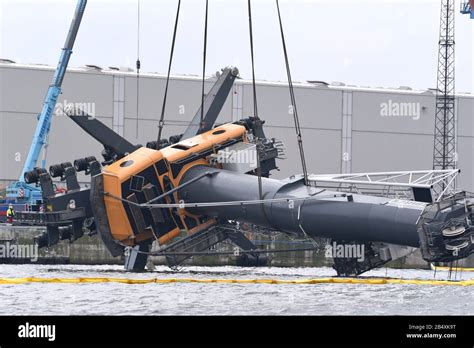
[431,264,474,272]
[0,277,472,286]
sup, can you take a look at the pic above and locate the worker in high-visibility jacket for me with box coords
[6,204,15,223]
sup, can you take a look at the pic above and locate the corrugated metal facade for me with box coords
[0,62,473,191]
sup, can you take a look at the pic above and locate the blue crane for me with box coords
[6,0,87,206]
[461,0,474,18]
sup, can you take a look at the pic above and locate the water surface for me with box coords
[0,265,472,315]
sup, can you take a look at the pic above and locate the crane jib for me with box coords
[20,86,60,178]
[38,104,54,140]
[17,0,87,183]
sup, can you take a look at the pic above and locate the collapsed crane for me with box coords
[14,0,474,276]
[17,65,474,276]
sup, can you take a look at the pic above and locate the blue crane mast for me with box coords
[6,0,87,206]
[461,0,474,18]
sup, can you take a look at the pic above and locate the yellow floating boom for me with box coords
[431,264,474,272]
[0,277,472,286]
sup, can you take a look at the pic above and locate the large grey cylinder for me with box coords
[179,165,423,247]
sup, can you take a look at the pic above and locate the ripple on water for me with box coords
[0,264,473,315]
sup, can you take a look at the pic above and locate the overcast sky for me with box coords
[0,0,473,92]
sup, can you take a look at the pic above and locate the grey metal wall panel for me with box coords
[351,131,433,173]
[1,64,473,194]
[0,112,37,181]
[0,67,51,114]
[457,97,474,137]
[457,137,474,192]
[47,115,111,163]
[123,76,233,128]
[241,84,343,130]
[265,126,341,178]
[0,111,111,181]
[59,71,114,118]
[0,112,3,180]
[294,87,343,130]
[123,118,187,145]
[352,91,435,135]
[0,67,113,118]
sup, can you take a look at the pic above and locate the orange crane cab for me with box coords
[101,123,247,248]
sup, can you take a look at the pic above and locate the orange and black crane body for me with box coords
[20,66,474,276]
[97,124,247,248]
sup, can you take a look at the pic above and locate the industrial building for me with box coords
[0,60,473,191]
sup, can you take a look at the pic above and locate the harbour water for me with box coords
[0,265,472,315]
